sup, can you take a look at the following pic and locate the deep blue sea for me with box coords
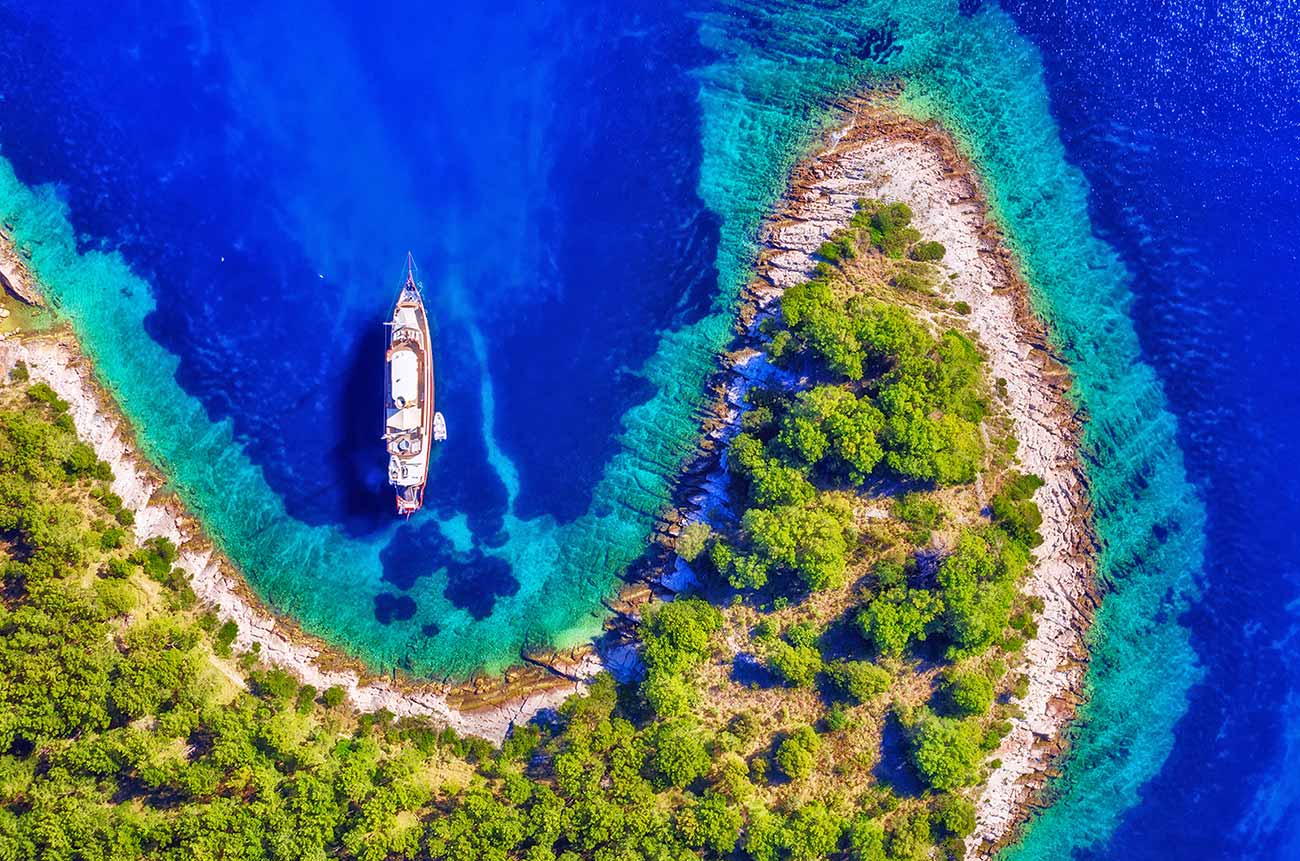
[0,1,1297,857]
[999,2,1300,857]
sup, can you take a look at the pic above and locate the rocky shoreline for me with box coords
[1,244,598,741]
[0,227,44,307]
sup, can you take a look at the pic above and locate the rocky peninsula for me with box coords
[655,100,1095,857]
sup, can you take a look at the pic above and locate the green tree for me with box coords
[649,721,710,790]
[743,495,854,591]
[934,794,977,838]
[847,815,888,861]
[775,726,821,781]
[775,414,830,468]
[857,586,944,657]
[910,713,983,791]
[781,279,836,329]
[745,805,789,861]
[750,460,817,509]
[937,529,1028,656]
[887,810,934,861]
[781,386,885,484]
[784,801,847,861]
[640,599,722,676]
[110,617,202,719]
[641,669,695,718]
[677,791,743,855]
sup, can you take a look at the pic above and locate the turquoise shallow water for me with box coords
[0,1,1213,855]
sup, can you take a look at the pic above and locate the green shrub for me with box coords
[295,684,318,714]
[776,414,830,467]
[825,702,851,732]
[62,443,100,479]
[816,240,846,263]
[98,526,126,550]
[827,661,891,704]
[750,460,817,509]
[953,301,971,315]
[775,726,821,780]
[707,539,736,581]
[785,621,819,648]
[983,720,1013,751]
[322,685,347,709]
[815,230,856,265]
[895,493,943,529]
[934,794,977,837]
[990,472,1046,547]
[891,271,932,293]
[944,669,995,717]
[101,557,132,580]
[766,639,823,689]
[854,200,921,258]
[729,710,761,743]
[25,383,68,412]
[911,241,946,262]
[132,536,178,582]
[214,620,238,657]
[1003,472,1046,500]
[9,360,29,383]
[741,404,775,433]
[500,724,541,763]
[94,579,137,617]
[675,521,712,563]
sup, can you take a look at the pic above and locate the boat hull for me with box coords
[384,257,437,517]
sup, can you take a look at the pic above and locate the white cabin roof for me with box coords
[390,348,418,406]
